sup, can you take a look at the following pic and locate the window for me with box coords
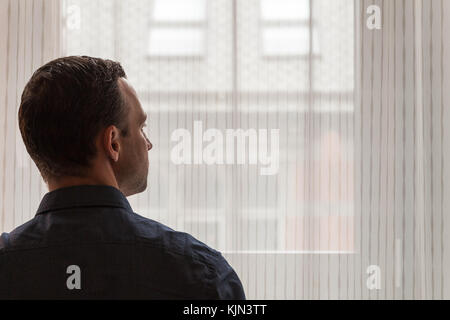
[260,0,319,57]
[61,0,355,299]
[148,0,207,57]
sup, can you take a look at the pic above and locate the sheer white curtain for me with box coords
[1,0,450,299]
[0,0,61,233]
[356,0,450,299]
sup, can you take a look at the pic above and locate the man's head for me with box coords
[18,56,152,196]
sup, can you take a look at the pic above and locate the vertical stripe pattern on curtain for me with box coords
[0,0,61,234]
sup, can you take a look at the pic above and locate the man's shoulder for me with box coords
[0,218,40,252]
[0,232,10,252]
[127,212,242,298]
[128,212,223,266]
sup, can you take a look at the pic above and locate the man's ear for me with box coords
[104,125,120,162]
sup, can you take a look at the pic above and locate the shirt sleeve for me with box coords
[207,253,246,300]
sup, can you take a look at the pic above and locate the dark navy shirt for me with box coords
[0,185,246,299]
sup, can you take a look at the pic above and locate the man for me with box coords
[0,56,245,299]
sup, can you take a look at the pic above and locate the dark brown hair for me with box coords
[18,56,128,182]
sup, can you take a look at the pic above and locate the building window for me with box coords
[148,0,206,57]
[260,0,319,57]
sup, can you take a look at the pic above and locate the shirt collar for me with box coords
[36,184,133,216]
